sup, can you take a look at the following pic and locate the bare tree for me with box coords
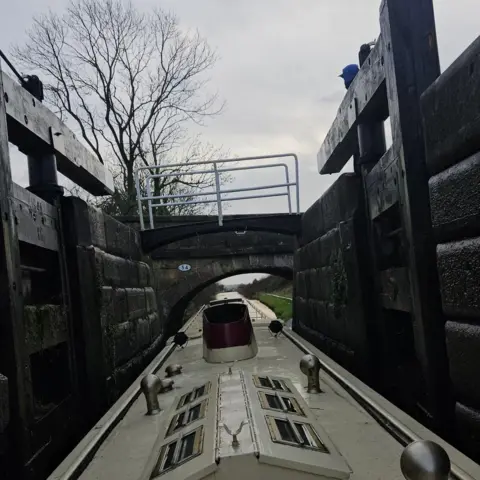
[14,0,227,215]
[97,137,231,217]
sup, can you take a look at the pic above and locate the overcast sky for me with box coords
[3,0,479,286]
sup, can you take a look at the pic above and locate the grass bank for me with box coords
[258,294,292,321]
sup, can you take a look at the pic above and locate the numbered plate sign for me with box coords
[178,264,192,272]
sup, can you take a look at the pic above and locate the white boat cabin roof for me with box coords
[49,296,480,480]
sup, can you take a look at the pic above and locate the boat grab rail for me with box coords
[282,329,475,480]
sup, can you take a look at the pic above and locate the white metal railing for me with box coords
[134,153,300,230]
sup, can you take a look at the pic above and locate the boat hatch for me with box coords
[202,301,258,363]
[258,391,305,416]
[144,377,219,480]
[153,426,204,476]
[253,375,291,392]
[176,382,211,409]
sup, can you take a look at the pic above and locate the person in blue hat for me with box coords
[339,64,360,89]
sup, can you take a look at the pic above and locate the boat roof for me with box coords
[49,297,480,480]
[208,297,244,306]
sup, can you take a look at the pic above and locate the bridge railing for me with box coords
[134,153,300,230]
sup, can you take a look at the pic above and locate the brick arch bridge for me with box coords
[141,225,296,335]
[162,260,293,335]
[117,214,299,334]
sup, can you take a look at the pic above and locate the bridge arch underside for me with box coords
[152,254,293,336]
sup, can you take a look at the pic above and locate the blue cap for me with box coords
[339,64,360,79]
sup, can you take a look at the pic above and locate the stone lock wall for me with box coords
[61,197,162,412]
[422,36,480,460]
[293,174,373,381]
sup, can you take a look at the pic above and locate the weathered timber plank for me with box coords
[2,72,113,196]
[379,267,412,312]
[365,147,400,219]
[76,246,108,413]
[0,61,32,464]
[339,219,372,374]
[422,36,480,175]
[59,197,108,418]
[380,0,451,427]
[317,37,388,174]
[12,183,58,251]
[24,305,68,355]
[0,374,8,433]
[355,41,388,385]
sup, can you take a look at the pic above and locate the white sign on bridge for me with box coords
[178,264,192,272]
